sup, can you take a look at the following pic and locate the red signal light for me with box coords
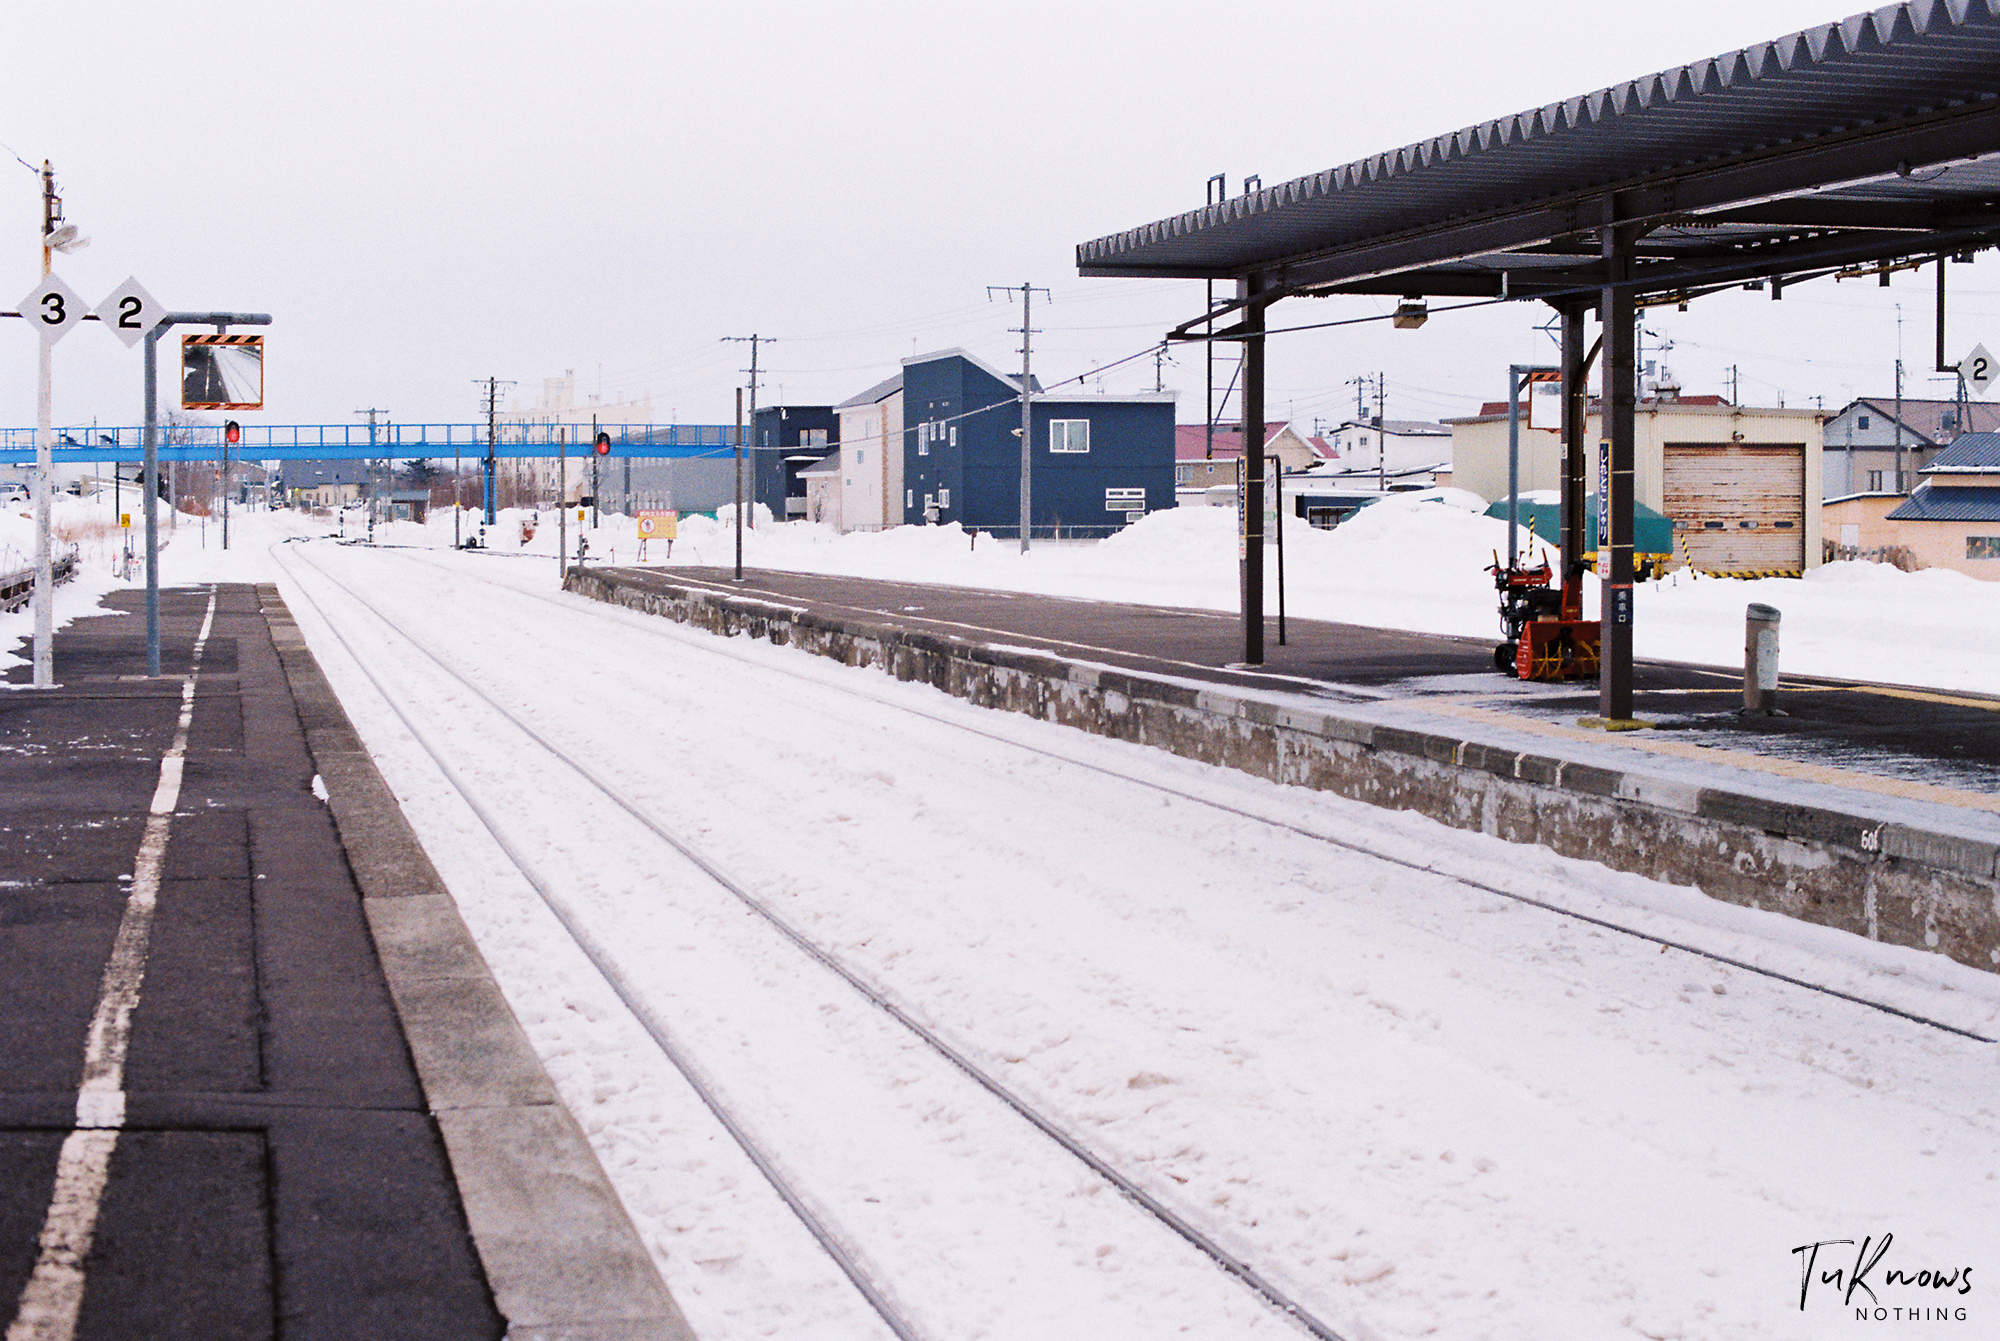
[224,420,241,444]
[594,432,611,456]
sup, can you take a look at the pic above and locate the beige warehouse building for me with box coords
[1446,396,1825,575]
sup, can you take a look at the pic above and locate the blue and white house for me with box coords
[896,349,1174,538]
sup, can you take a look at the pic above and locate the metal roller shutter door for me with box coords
[1662,444,1805,573]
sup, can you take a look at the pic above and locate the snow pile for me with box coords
[10,493,2000,696]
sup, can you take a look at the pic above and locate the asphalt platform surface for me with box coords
[646,566,2000,798]
[1,586,535,1341]
[1,580,687,1340]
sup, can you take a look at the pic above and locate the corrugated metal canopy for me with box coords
[1078,1,2000,302]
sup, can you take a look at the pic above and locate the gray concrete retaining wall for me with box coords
[566,569,2000,977]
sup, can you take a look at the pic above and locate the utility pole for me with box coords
[721,335,771,527]
[355,407,386,543]
[990,282,1049,551]
[1894,356,1906,492]
[472,377,513,530]
[1153,345,1167,393]
[1376,372,1387,491]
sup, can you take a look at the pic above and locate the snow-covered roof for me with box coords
[837,373,903,410]
[1886,484,2000,522]
[1919,431,2000,473]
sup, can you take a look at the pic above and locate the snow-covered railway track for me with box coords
[388,547,1995,1048]
[277,541,1352,1341]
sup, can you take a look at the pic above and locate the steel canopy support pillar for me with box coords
[1238,272,1268,666]
[1599,222,1638,722]
[1560,302,1589,615]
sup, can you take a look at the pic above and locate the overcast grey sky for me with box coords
[5,0,1989,435]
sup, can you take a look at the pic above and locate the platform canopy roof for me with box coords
[1077,1,2000,306]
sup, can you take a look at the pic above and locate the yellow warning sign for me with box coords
[636,510,677,540]
[119,513,131,529]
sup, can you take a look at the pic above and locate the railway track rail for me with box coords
[377,547,1998,1048]
[279,541,1355,1341]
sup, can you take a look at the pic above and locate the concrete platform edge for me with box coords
[565,569,2000,976]
[257,583,697,1340]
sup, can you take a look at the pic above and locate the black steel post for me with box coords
[1267,452,1286,646]
[1599,222,1638,722]
[1239,273,1267,666]
[142,327,161,675]
[1561,303,1589,599]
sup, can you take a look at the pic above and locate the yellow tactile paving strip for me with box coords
[1420,696,2000,817]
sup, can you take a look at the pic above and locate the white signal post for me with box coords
[20,263,86,687]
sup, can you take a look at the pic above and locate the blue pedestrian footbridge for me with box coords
[0,423,741,465]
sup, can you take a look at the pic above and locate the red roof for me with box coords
[1175,422,1286,461]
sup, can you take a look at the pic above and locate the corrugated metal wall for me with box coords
[1663,444,1804,573]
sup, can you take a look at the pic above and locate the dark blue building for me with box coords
[899,349,1174,538]
[751,405,839,520]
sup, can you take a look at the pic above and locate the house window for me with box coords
[1175,464,1192,485]
[854,449,864,464]
[1050,420,1090,453]
[917,424,929,456]
[949,426,958,447]
[1857,415,1871,430]
[906,489,913,508]
[939,487,950,507]
[1867,470,1884,491]
[802,428,828,447]
[1969,537,2000,560]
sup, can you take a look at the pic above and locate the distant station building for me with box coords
[1447,394,1825,576]
[280,459,370,509]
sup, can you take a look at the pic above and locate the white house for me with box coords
[832,373,904,531]
[1318,418,1451,484]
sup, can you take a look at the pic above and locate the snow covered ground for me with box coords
[5,500,1998,1340]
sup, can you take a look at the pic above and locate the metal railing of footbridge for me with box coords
[0,422,742,465]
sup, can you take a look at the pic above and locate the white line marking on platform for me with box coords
[6,588,217,1341]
